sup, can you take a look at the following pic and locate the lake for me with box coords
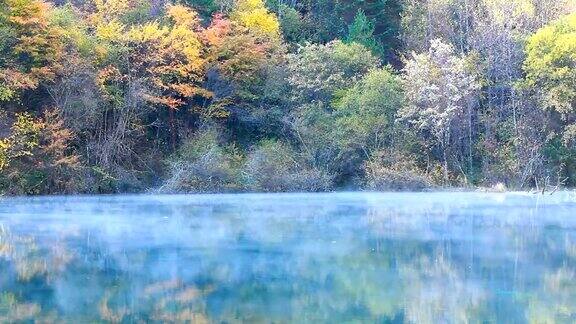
[1,192,576,323]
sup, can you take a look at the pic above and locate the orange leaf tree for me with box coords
[0,0,64,101]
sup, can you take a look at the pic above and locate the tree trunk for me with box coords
[169,108,176,151]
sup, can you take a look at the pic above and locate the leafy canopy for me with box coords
[524,13,576,116]
[345,10,384,56]
[231,0,280,37]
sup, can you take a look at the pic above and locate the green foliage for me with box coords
[0,0,574,194]
[542,136,576,186]
[269,0,401,62]
[339,0,402,62]
[277,0,345,44]
[161,129,244,193]
[288,102,340,177]
[345,10,383,56]
[276,4,306,43]
[286,40,380,103]
[333,67,403,157]
[182,0,218,18]
[50,4,92,54]
[243,140,332,192]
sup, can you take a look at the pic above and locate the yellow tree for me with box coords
[93,3,211,148]
[230,0,280,38]
[524,13,576,119]
[127,4,210,108]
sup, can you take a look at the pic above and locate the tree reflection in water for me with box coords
[0,192,576,322]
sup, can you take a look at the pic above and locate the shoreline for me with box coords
[1,187,574,199]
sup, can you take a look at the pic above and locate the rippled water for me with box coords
[1,192,576,323]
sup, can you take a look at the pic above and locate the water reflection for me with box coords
[1,192,576,322]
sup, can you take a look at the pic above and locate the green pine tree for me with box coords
[346,9,384,56]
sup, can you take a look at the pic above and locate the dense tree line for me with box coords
[0,0,574,194]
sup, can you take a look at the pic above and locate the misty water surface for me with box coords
[1,192,576,323]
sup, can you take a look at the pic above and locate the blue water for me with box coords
[1,192,576,323]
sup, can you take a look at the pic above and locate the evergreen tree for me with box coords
[346,10,384,56]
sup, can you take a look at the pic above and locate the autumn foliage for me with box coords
[1,0,575,194]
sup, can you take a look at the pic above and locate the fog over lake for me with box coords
[1,192,576,322]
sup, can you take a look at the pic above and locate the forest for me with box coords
[0,0,575,195]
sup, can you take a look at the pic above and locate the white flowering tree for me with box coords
[399,39,479,184]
